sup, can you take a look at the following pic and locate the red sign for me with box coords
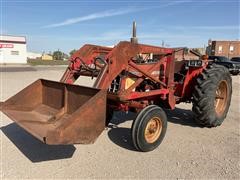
[0,44,14,48]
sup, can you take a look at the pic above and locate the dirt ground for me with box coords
[0,65,239,179]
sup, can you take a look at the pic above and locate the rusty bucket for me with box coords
[0,79,107,145]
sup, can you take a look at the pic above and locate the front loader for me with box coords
[0,22,232,152]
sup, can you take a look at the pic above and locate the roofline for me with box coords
[0,34,26,38]
[211,40,240,42]
[0,40,26,44]
[0,34,26,44]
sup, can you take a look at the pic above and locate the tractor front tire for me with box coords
[131,105,167,152]
[192,64,232,127]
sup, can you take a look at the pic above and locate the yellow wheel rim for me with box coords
[144,117,162,143]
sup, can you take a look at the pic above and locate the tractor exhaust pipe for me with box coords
[131,21,138,44]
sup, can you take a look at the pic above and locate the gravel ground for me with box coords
[0,66,239,179]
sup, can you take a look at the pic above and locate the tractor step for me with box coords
[1,79,107,144]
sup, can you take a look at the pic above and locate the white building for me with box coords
[0,35,27,64]
[27,51,42,59]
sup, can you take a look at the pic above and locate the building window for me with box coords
[230,45,234,53]
[218,46,223,53]
[11,51,19,55]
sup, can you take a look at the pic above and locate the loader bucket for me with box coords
[0,79,107,145]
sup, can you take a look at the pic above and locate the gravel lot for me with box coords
[0,66,239,179]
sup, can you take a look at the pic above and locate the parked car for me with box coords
[231,57,240,63]
[208,56,240,75]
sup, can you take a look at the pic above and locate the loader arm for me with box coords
[62,41,176,109]
[62,41,174,88]
[60,44,112,84]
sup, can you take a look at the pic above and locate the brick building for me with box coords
[207,40,240,58]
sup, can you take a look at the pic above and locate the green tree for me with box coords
[53,50,64,60]
[69,49,77,56]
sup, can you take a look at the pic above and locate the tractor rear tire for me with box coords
[192,64,232,127]
[131,105,167,152]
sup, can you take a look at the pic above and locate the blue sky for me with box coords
[1,0,239,53]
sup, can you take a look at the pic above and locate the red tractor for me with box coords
[1,22,232,152]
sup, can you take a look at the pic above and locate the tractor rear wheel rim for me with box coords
[214,80,228,116]
[144,117,162,143]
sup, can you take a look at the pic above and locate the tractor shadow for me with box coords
[107,107,200,151]
[0,123,76,163]
[107,111,138,151]
[165,107,200,127]
[107,126,137,151]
